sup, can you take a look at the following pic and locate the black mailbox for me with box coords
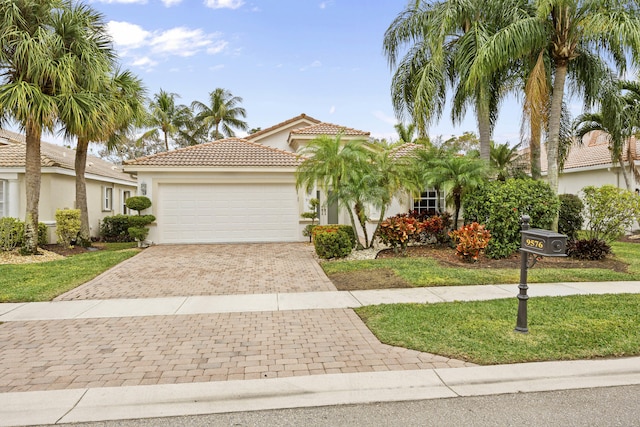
[521,228,567,257]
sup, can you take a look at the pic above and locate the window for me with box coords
[0,180,5,218]
[103,186,113,211]
[122,190,131,214]
[413,188,445,216]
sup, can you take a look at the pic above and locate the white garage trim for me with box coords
[157,182,300,244]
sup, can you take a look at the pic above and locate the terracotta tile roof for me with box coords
[289,122,370,137]
[539,131,640,172]
[125,138,303,167]
[245,113,321,140]
[0,129,135,182]
[389,142,426,159]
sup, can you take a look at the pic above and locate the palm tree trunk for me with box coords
[354,201,370,249]
[163,131,169,151]
[547,63,569,231]
[453,192,461,230]
[370,206,387,248]
[23,120,42,255]
[345,203,364,250]
[477,98,491,162]
[618,153,632,191]
[75,136,91,246]
[530,125,542,180]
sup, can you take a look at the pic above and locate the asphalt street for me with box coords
[41,384,640,427]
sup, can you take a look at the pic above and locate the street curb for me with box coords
[2,357,639,426]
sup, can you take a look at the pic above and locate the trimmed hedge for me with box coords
[558,194,584,239]
[100,215,134,242]
[463,179,559,259]
[312,226,353,259]
[313,225,357,249]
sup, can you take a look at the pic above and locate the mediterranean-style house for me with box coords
[0,129,137,243]
[123,114,431,245]
[539,131,640,194]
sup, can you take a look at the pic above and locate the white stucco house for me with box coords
[540,131,640,194]
[0,129,137,242]
[123,114,430,245]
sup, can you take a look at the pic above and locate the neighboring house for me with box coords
[538,131,640,194]
[0,129,137,243]
[125,113,427,245]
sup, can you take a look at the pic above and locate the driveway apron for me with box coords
[1,243,472,394]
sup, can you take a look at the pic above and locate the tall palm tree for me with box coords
[142,89,182,151]
[472,0,640,197]
[0,0,112,254]
[191,88,248,140]
[383,0,524,161]
[296,134,373,249]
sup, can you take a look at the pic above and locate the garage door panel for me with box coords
[158,183,299,243]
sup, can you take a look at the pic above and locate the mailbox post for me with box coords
[515,215,567,333]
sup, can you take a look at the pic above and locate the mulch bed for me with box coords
[41,244,99,257]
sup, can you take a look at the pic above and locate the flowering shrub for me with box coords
[449,222,491,262]
[313,227,352,259]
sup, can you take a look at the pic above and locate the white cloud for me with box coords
[329,106,336,114]
[107,21,151,49]
[319,1,333,9]
[373,110,397,125]
[161,0,182,6]
[300,60,322,71]
[204,0,244,9]
[209,64,225,71]
[108,21,228,69]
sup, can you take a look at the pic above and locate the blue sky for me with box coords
[34,0,557,146]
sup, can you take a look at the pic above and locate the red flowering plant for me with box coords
[448,222,491,262]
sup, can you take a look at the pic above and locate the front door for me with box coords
[328,192,339,224]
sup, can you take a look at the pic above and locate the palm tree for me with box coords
[61,69,146,246]
[490,141,522,181]
[142,89,181,151]
[421,153,489,229]
[574,79,640,191]
[394,122,416,143]
[191,88,248,140]
[383,0,523,162]
[296,134,373,249]
[471,0,640,197]
[0,0,113,254]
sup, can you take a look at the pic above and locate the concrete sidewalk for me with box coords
[1,281,640,426]
[2,281,639,321]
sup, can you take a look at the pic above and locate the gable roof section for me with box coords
[289,122,370,137]
[0,129,135,182]
[124,138,303,167]
[389,142,425,159]
[246,113,321,142]
[538,131,640,172]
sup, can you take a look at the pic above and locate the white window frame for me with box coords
[0,180,5,218]
[413,188,445,215]
[122,190,131,214]
[103,186,113,212]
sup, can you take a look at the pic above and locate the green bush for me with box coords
[127,226,150,242]
[567,238,611,260]
[125,196,152,214]
[313,225,357,249]
[313,227,352,259]
[0,217,23,251]
[55,209,81,248]
[581,185,640,243]
[38,222,48,246]
[463,178,559,259]
[128,215,156,228]
[100,215,134,242]
[558,194,584,239]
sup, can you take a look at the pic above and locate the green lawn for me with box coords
[0,243,139,302]
[356,294,640,365]
[322,242,640,286]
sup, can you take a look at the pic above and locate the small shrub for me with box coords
[100,215,134,242]
[0,217,23,251]
[581,185,640,243]
[125,196,152,214]
[127,226,150,243]
[312,225,356,249]
[378,215,423,254]
[449,222,491,262]
[567,238,611,260]
[303,224,317,241]
[38,222,48,246]
[558,194,584,239]
[128,215,156,228]
[55,209,81,248]
[313,228,352,259]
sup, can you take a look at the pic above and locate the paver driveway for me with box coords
[57,243,336,300]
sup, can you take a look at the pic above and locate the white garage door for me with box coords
[158,183,300,244]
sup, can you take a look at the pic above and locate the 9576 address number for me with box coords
[525,238,544,249]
